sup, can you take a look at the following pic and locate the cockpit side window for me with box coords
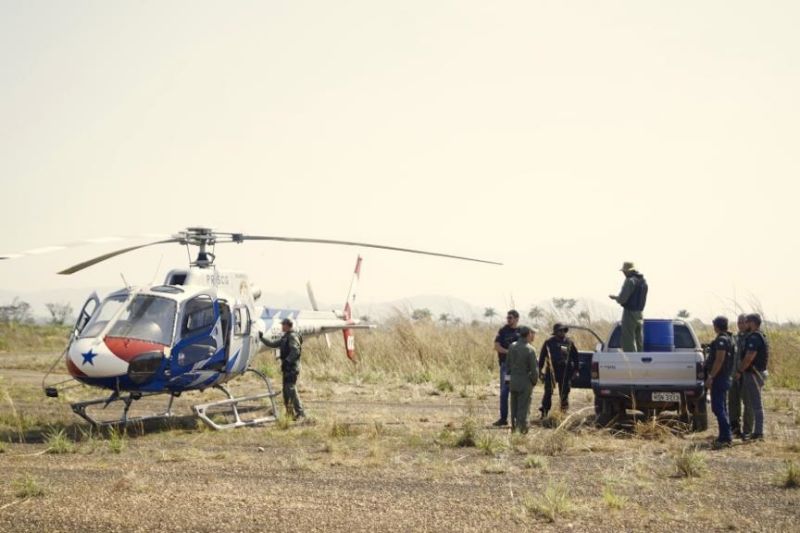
[80,293,128,339]
[182,296,216,337]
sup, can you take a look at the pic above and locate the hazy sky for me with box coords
[1,1,798,321]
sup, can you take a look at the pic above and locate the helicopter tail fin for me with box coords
[342,255,362,361]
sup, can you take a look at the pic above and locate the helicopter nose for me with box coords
[104,337,167,362]
[105,337,167,385]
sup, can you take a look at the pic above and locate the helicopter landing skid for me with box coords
[193,368,280,430]
[71,391,176,428]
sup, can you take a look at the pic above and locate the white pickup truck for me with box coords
[586,319,708,431]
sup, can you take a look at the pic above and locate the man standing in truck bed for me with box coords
[609,262,648,352]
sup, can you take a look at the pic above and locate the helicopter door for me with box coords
[72,292,100,340]
[230,305,252,373]
[171,295,222,378]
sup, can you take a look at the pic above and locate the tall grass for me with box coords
[301,315,498,387]
[0,322,69,353]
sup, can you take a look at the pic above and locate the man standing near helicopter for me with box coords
[260,318,305,420]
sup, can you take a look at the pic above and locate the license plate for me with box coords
[652,392,681,402]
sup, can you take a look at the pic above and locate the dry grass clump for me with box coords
[12,474,45,498]
[44,429,75,454]
[779,460,800,489]
[477,433,506,456]
[633,417,673,441]
[275,412,292,431]
[603,485,628,509]
[522,482,572,522]
[541,409,566,429]
[673,446,706,478]
[455,418,479,448]
[481,459,509,474]
[524,455,548,470]
[329,420,360,438]
[531,429,574,456]
[107,426,126,454]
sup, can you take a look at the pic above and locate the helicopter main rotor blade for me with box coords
[0,234,172,262]
[238,235,502,265]
[57,239,181,275]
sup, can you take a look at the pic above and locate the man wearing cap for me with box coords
[735,313,769,440]
[705,316,735,448]
[537,323,580,417]
[507,326,538,433]
[259,318,305,420]
[609,262,648,352]
[729,314,753,439]
[492,310,521,427]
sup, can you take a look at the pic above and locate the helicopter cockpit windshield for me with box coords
[80,293,177,346]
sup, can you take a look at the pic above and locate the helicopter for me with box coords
[1,227,500,430]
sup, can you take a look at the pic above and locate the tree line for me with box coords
[0,298,73,326]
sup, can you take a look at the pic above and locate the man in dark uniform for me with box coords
[705,316,735,448]
[609,262,648,352]
[735,313,769,440]
[537,323,579,418]
[729,314,753,438]
[492,309,520,427]
[259,318,305,420]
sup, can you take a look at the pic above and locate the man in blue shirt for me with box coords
[735,313,769,440]
[705,316,735,448]
[492,309,520,427]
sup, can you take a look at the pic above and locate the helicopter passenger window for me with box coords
[182,296,216,336]
[234,307,251,336]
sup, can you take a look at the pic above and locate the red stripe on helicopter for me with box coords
[104,337,167,362]
[66,357,87,378]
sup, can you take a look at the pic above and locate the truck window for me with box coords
[608,326,621,349]
[673,324,696,349]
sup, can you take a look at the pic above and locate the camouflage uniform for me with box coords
[728,331,753,435]
[261,331,305,418]
[507,338,538,433]
[612,270,648,352]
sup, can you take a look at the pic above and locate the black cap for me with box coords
[712,316,728,331]
[552,323,569,334]
[744,313,762,327]
[281,317,294,327]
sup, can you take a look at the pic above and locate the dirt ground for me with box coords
[1,353,799,532]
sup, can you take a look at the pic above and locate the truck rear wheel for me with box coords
[595,398,621,427]
[690,398,708,432]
